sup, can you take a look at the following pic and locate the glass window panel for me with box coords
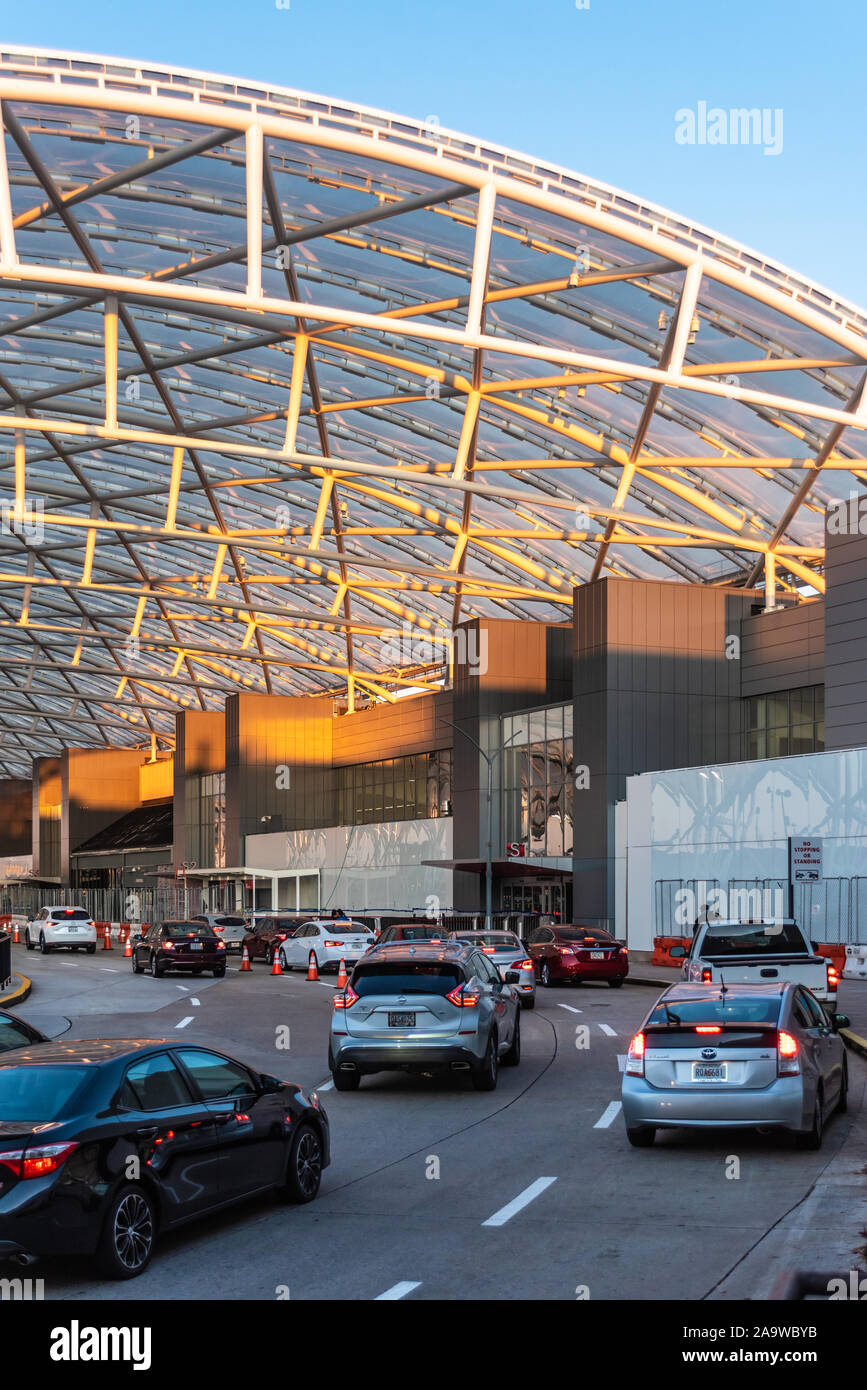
[790,688,814,724]
[748,731,766,760]
[790,722,814,756]
[748,696,765,730]
[766,693,789,729]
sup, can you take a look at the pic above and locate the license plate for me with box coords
[189,942,203,951]
[66,926,81,932]
[590,951,604,960]
[692,1063,727,1082]
[388,1012,415,1027]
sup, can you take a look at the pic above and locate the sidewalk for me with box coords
[0,971,32,1007]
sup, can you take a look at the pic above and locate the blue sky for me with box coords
[3,0,866,307]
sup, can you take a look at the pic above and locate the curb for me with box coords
[841,1027,867,1061]
[624,973,676,989]
[0,973,32,1008]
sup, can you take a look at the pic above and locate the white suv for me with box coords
[25,906,97,955]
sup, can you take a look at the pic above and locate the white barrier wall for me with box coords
[619,747,867,951]
[245,817,454,911]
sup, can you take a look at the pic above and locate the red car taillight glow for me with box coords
[778,1030,801,1075]
[333,984,359,1010]
[512,959,533,970]
[701,968,712,983]
[446,985,480,1007]
[163,940,174,951]
[626,1032,645,1077]
[0,1141,79,1180]
[216,941,226,951]
[827,962,839,989]
[324,940,344,948]
[695,1026,721,1034]
[557,946,575,956]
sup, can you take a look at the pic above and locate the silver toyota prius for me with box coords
[621,981,850,1148]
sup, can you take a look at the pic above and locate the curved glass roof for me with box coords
[0,45,865,776]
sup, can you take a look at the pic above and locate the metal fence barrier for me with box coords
[653,875,867,943]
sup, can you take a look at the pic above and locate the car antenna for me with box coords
[719,971,727,998]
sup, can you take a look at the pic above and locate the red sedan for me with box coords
[527,924,628,988]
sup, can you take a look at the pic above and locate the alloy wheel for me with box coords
[294,1129,322,1198]
[113,1192,154,1272]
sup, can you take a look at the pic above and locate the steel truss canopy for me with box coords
[0,45,865,777]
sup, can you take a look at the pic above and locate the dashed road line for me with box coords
[375,1281,421,1301]
[594,1101,622,1129]
[175,1016,194,1029]
[316,1080,334,1092]
[482,1176,557,1227]
[617,1054,627,1072]
[598,1023,617,1037]
[191,998,200,1006]
[176,985,189,992]
[557,1003,582,1014]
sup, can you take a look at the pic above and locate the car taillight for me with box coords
[701,968,712,983]
[324,941,344,948]
[827,962,839,989]
[557,946,575,956]
[482,947,495,954]
[333,984,359,1010]
[217,941,225,951]
[777,1030,801,1075]
[619,946,629,955]
[695,1026,721,1034]
[512,959,533,970]
[164,940,174,950]
[446,985,479,1007]
[0,1142,79,1179]
[626,1032,645,1077]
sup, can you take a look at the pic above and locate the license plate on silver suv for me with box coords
[388,1012,415,1027]
[692,1063,727,1082]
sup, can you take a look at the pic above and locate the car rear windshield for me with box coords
[50,909,90,921]
[389,926,444,941]
[164,923,218,940]
[0,1064,93,1120]
[0,1019,37,1053]
[702,921,808,955]
[214,917,246,927]
[647,997,782,1027]
[458,934,521,950]
[557,928,615,944]
[353,962,462,996]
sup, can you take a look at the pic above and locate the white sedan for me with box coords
[24,906,97,954]
[278,918,375,975]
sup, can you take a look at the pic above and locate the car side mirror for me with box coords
[504,970,521,984]
[833,1013,851,1031]
[259,1073,284,1094]
[669,945,686,958]
[521,941,531,953]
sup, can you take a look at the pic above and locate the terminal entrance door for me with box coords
[501,879,570,921]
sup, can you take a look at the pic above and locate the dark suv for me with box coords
[132,921,227,978]
[242,912,305,965]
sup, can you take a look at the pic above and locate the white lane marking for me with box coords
[101,968,119,973]
[175,1016,195,1029]
[482,1176,557,1228]
[375,1281,421,1301]
[617,1054,627,1073]
[316,1080,334,1092]
[191,998,200,1006]
[176,985,189,992]
[557,1003,582,1014]
[598,1023,617,1037]
[594,1101,622,1129]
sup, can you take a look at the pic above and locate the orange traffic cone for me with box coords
[240,943,252,972]
[336,957,347,989]
[271,945,283,977]
[124,935,132,958]
[12,921,19,944]
[306,951,319,982]
[102,924,112,950]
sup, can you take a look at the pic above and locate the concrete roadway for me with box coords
[10,948,867,1301]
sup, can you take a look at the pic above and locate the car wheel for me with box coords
[540,960,553,988]
[521,996,535,1010]
[795,1092,824,1150]
[626,1125,656,1148]
[149,954,163,979]
[86,943,96,954]
[24,929,34,952]
[39,933,50,954]
[131,951,144,975]
[332,1068,360,1091]
[282,1122,323,1203]
[212,966,226,978]
[608,979,624,989]
[472,1031,499,1091]
[278,948,289,972]
[502,1011,521,1067]
[836,1060,848,1115]
[266,944,275,966]
[95,1183,156,1279]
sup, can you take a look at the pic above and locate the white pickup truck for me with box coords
[671,918,837,1005]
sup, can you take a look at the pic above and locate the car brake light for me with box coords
[333,984,359,1009]
[324,940,344,948]
[512,959,533,970]
[827,962,839,987]
[164,940,174,950]
[0,1142,79,1179]
[482,946,495,954]
[701,968,712,983]
[695,1026,721,1034]
[217,941,225,951]
[446,985,479,1007]
[557,946,575,956]
[626,1032,645,1077]
[778,1030,801,1075]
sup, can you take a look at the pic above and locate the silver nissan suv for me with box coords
[328,940,522,1092]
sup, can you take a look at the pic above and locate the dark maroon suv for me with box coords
[132,921,227,978]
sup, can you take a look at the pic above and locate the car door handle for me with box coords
[135,1126,159,1140]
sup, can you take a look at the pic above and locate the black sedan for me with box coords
[242,912,304,965]
[0,1039,330,1278]
[0,1010,47,1053]
[131,920,227,978]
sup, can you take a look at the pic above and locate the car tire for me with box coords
[24,930,34,952]
[149,954,163,979]
[836,1060,848,1115]
[39,933,50,955]
[265,944,275,966]
[626,1125,656,1148]
[521,996,535,1010]
[212,966,226,978]
[332,1067,361,1091]
[608,979,624,989]
[279,948,290,972]
[86,943,96,955]
[132,952,144,974]
[472,1031,499,1091]
[95,1183,157,1279]
[281,1121,323,1203]
[502,1012,521,1067]
[540,960,553,988]
[795,1092,824,1150]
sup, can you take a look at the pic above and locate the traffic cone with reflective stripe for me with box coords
[124,934,132,958]
[336,957,347,989]
[102,924,112,950]
[12,922,19,944]
[240,943,252,972]
[306,951,319,982]
[271,944,283,976]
